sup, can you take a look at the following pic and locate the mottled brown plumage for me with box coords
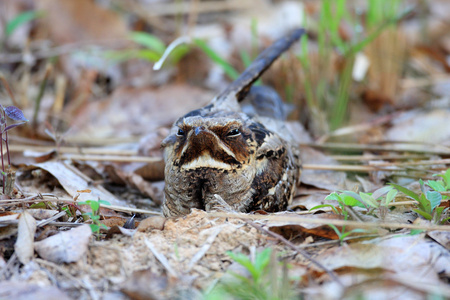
[162,29,304,217]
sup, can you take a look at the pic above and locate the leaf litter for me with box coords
[0,0,449,299]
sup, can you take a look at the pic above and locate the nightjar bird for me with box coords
[162,28,304,217]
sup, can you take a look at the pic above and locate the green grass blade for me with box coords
[129,32,166,54]
[389,183,420,202]
[6,11,42,37]
[194,39,240,80]
[412,209,432,221]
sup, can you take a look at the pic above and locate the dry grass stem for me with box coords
[210,212,450,231]
[303,142,450,155]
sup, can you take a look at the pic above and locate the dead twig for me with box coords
[209,212,450,232]
[303,142,450,155]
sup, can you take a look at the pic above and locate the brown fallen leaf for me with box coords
[34,224,92,263]
[137,216,166,232]
[134,160,165,182]
[105,226,135,239]
[36,0,128,45]
[103,164,163,203]
[268,213,343,240]
[100,216,128,228]
[14,211,36,264]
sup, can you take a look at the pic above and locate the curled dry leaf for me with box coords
[34,224,92,263]
[14,211,37,264]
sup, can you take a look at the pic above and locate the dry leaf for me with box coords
[35,161,125,206]
[0,281,70,300]
[14,211,36,264]
[428,231,450,250]
[267,213,343,240]
[101,216,128,228]
[137,216,166,232]
[299,146,347,191]
[0,225,18,240]
[34,224,92,263]
[105,226,135,239]
[385,109,450,147]
[70,85,213,139]
[121,269,168,300]
[313,235,450,282]
[26,209,58,220]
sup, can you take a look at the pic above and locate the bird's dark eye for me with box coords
[177,128,185,136]
[227,129,241,137]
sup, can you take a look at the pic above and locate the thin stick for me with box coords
[247,221,344,287]
[9,144,138,156]
[209,212,450,231]
[331,154,430,161]
[0,39,130,64]
[0,195,162,215]
[303,163,449,173]
[60,154,162,163]
[370,159,450,167]
[302,142,450,155]
[0,111,4,194]
[146,0,252,16]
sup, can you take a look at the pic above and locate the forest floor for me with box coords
[0,0,449,299]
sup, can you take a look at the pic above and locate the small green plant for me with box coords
[320,169,450,225]
[427,169,450,199]
[328,224,368,245]
[319,186,398,213]
[107,30,258,83]
[206,248,298,300]
[390,175,449,224]
[311,192,372,244]
[79,199,111,233]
